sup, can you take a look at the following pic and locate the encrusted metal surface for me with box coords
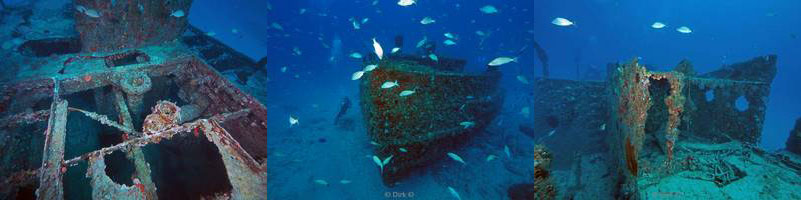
[530,55,778,199]
[201,119,266,199]
[1,43,267,198]
[35,81,67,200]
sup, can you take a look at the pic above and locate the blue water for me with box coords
[186,0,801,198]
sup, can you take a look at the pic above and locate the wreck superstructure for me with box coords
[0,0,267,199]
[529,55,801,199]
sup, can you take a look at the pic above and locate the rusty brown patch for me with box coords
[625,137,638,177]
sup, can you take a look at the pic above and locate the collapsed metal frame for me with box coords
[0,43,267,199]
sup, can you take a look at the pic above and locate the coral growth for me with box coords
[651,72,685,162]
[611,58,651,179]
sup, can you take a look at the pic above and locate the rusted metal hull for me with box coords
[360,58,503,186]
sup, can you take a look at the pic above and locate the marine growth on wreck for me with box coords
[0,1,267,199]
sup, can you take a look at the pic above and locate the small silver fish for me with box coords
[399,148,408,152]
[420,17,436,25]
[349,52,363,59]
[447,152,466,164]
[488,57,518,66]
[383,155,393,166]
[340,179,352,184]
[314,179,329,186]
[398,0,416,6]
[352,71,365,80]
[363,64,378,72]
[504,145,511,158]
[651,22,666,29]
[271,22,284,31]
[447,186,462,200]
[520,106,530,118]
[479,5,498,14]
[443,40,456,46]
[459,121,475,129]
[381,81,399,89]
[676,26,692,34]
[516,75,529,84]
[352,20,361,30]
[399,90,416,97]
[444,32,455,39]
[372,38,384,60]
[289,116,299,127]
[372,156,383,173]
[292,47,302,56]
[75,5,87,13]
[391,47,400,53]
[552,17,574,26]
[486,155,497,161]
[416,36,427,48]
[85,9,101,18]
[429,54,439,61]
[373,155,394,174]
[170,10,185,18]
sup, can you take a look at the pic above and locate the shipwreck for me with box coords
[360,54,504,186]
[525,54,801,199]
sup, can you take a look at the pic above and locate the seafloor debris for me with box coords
[360,55,503,186]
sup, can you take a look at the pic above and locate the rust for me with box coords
[625,137,638,177]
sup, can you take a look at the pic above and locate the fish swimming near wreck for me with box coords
[334,97,351,125]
